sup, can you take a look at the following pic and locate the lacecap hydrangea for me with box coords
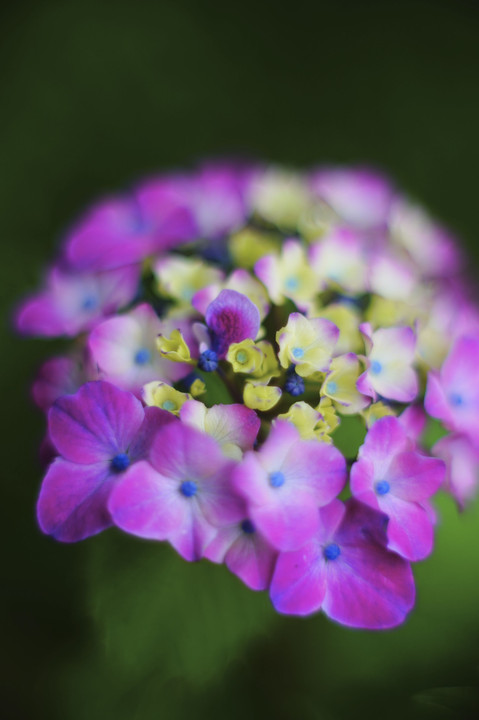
[16,161,479,630]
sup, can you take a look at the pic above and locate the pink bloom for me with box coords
[310,167,394,230]
[108,423,244,561]
[32,352,95,412]
[37,381,174,542]
[433,433,479,509]
[16,265,139,337]
[425,335,479,443]
[88,303,192,396]
[232,421,346,551]
[350,416,445,561]
[190,162,253,238]
[270,498,415,629]
[64,180,196,272]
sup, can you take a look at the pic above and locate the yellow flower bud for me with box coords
[243,382,282,411]
[226,339,265,374]
[142,382,191,415]
[156,329,193,363]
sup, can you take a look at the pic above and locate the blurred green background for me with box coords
[2,1,479,718]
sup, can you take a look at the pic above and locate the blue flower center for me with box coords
[326,380,338,394]
[284,371,305,397]
[269,471,285,488]
[162,400,177,411]
[198,349,219,372]
[323,543,341,561]
[370,360,382,375]
[134,348,151,365]
[285,276,299,291]
[236,350,248,364]
[292,347,304,359]
[111,453,130,473]
[241,519,255,534]
[449,392,464,407]
[180,480,198,497]
[375,480,390,495]
[81,295,98,312]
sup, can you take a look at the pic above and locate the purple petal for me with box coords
[150,423,244,526]
[37,458,113,542]
[379,495,435,561]
[63,196,158,271]
[357,416,410,475]
[15,265,140,337]
[387,452,445,502]
[205,289,260,358]
[270,539,327,615]
[128,406,178,461]
[49,381,145,464]
[108,460,190,541]
[424,371,454,425]
[322,500,415,629]
[32,356,86,412]
[433,433,479,508]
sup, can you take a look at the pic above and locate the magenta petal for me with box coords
[225,531,277,591]
[128,406,178,460]
[64,196,156,271]
[49,381,144,463]
[380,495,435,561]
[387,452,445,502]
[424,371,454,425]
[150,423,244,526]
[322,500,415,629]
[37,458,112,542]
[357,416,410,470]
[433,433,479,508]
[270,540,327,615]
[32,356,85,412]
[205,289,260,358]
[250,497,321,552]
[108,460,189,540]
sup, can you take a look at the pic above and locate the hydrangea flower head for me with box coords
[16,161,479,631]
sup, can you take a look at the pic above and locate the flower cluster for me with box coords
[16,162,479,629]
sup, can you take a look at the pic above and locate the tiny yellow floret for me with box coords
[142,382,191,415]
[156,329,193,363]
[243,382,282,411]
[226,339,265,374]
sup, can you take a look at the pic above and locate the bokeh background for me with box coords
[2,1,479,718]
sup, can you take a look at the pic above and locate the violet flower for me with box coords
[37,381,174,542]
[270,498,415,629]
[350,416,445,561]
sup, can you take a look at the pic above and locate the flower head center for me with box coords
[375,480,390,495]
[323,542,341,561]
[134,348,151,365]
[326,380,338,394]
[81,295,98,312]
[241,519,255,534]
[269,471,285,488]
[180,480,198,498]
[449,392,464,407]
[236,350,248,364]
[285,276,299,291]
[111,452,130,473]
[162,400,177,411]
[370,360,382,375]
[292,347,304,360]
